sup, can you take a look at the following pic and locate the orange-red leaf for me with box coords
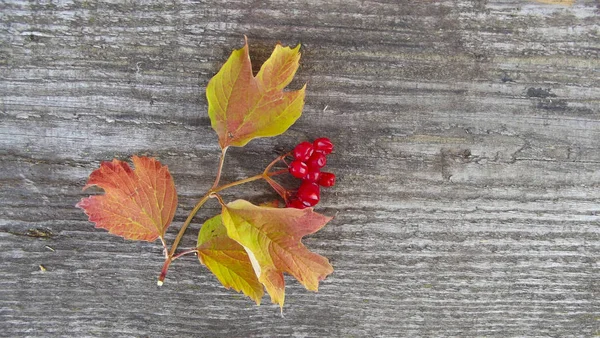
[76,156,177,242]
[197,215,264,304]
[221,199,333,308]
[206,37,306,149]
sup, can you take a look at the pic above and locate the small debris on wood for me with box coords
[25,228,55,238]
[7,228,56,239]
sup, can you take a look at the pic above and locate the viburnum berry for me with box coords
[288,160,308,179]
[313,137,333,155]
[306,152,327,169]
[286,138,335,209]
[293,141,314,162]
[287,198,308,209]
[297,181,320,207]
[304,169,320,183]
[318,172,336,187]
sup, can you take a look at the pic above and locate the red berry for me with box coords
[293,141,314,162]
[313,137,333,155]
[304,169,321,183]
[306,152,327,169]
[297,182,320,206]
[287,199,307,209]
[318,172,336,187]
[288,160,308,179]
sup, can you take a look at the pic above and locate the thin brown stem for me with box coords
[168,194,211,258]
[157,175,265,285]
[157,153,290,285]
[172,248,200,260]
[158,192,211,285]
[263,152,291,174]
[210,147,228,190]
[212,193,227,207]
[268,169,288,176]
[208,168,286,195]
[212,174,263,193]
[159,237,168,259]
[264,176,289,202]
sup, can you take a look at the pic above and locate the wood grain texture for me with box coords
[1,0,599,336]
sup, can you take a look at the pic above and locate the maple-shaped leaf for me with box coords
[206,37,306,149]
[197,214,264,304]
[221,199,333,308]
[76,156,177,242]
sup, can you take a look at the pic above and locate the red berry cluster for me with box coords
[287,137,336,209]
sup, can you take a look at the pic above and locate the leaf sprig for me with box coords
[77,37,335,309]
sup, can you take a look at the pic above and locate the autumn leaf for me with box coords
[197,215,264,304]
[76,156,177,242]
[206,37,306,149]
[221,199,333,308]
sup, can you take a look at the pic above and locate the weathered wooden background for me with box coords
[1,0,599,336]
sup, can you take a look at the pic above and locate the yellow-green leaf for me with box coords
[221,199,333,308]
[206,37,306,149]
[197,214,264,304]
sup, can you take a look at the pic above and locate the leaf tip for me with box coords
[242,36,250,56]
[275,41,301,53]
[292,42,301,54]
[75,196,92,214]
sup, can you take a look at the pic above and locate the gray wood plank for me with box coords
[1,0,599,336]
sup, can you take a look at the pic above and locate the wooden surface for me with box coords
[1,0,599,336]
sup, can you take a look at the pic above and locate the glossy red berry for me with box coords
[293,141,314,162]
[313,137,333,155]
[288,160,308,179]
[304,169,321,183]
[287,198,307,209]
[318,172,336,187]
[297,182,320,206]
[306,152,327,169]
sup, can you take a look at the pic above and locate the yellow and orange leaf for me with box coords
[197,215,264,304]
[206,37,306,149]
[221,199,333,308]
[76,156,177,242]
